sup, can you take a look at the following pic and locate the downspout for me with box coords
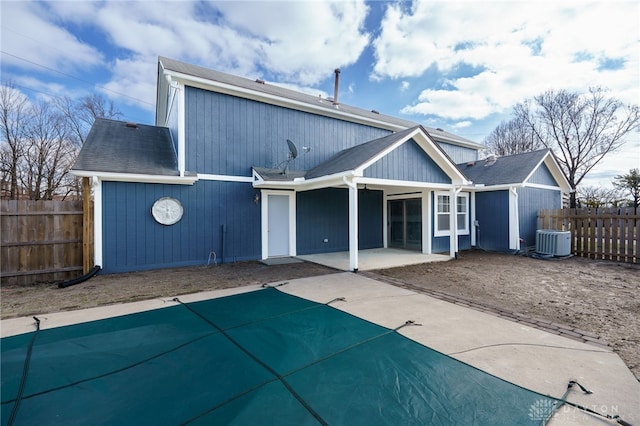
[343,176,359,272]
[509,186,520,251]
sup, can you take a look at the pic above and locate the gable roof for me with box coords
[458,149,570,190]
[157,57,483,150]
[72,118,181,178]
[253,126,470,187]
[305,127,418,179]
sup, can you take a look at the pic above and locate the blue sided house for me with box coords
[72,57,571,273]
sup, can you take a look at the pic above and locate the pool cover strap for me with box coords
[3,287,569,425]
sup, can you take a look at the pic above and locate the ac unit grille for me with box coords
[536,230,571,256]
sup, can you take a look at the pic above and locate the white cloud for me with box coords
[1,2,104,72]
[400,81,410,91]
[374,1,639,121]
[17,0,370,112]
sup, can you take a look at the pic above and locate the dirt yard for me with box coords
[1,251,638,381]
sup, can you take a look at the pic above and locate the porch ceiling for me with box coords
[297,248,451,271]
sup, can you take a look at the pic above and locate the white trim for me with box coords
[198,173,254,183]
[177,82,186,177]
[347,179,359,271]
[261,190,297,260]
[422,191,432,254]
[434,191,470,238]
[355,128,471,186]
[71,170,198,185]
[93,178,103,268]
[161,67,485,151]
[522,152,572,192]
[382,189,388,248]
[522,182,563,191]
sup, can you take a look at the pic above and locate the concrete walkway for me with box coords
[2,273,638,425]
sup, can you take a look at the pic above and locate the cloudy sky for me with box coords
[2,0,638,188]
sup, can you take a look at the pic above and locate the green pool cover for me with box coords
[2,287,562,425]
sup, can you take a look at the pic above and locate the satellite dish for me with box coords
[287,139,298,159]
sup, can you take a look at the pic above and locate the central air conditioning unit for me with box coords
[536,230,571,256]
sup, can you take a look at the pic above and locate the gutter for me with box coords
[71,170,198,185]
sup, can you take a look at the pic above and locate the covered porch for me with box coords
[298,248,451,272]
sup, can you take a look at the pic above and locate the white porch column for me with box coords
[449,188,456,258]
[422,191,431,254]
[348,182,359,272]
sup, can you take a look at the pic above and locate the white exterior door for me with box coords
[267,194,290,257]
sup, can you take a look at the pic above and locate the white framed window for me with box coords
[434,192,469,236]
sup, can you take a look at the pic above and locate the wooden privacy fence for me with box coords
[538,207,639,264]
[1,200,85,285]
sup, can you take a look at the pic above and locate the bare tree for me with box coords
[514,87,640,207]
[613,168,640,209]
[55,93,122,145]
[0,84,122,200]
[0,83,29,199]
[576,185,621,208]
[483,116,542,156]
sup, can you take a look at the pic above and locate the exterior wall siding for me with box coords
[101,180,260,273]
[528,163,558,186]
[475,191,510,251]
[185,87,391,176]
[436,141,478,164]
[296,188,383,255]
[518,186,561,248]
[364,139,451,183]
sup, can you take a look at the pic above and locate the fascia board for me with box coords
[71,170,198,185]
[163,70,406,132]
[463,183,524,192]
[521,151,571,192]
[355,128,421,174]
[361,128,471,185]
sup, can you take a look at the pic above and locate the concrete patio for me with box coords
[297,248,451,271]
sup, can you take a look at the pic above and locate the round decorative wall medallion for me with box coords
[151,197,183,225]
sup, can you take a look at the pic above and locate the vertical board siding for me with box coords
[358,189,384,249]
[296,188,349,254]
[186,87,395,176]
[1,200,83,285]
[475,191,510,251]
[296,188,383,255]
[518,187,561,248]
[528,163,558,186]
[436,141,478,164]
[101,180,260,273]
[364,139,451,183]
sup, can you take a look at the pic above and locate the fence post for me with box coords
[82,177,94,274]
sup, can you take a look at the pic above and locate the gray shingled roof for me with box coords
[159,57,481,149]
[72,118,178,175]
[305,127,419,179]
[458,149,549,185]
[253,167,306,181]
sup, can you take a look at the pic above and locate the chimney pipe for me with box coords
[333,68,340,105]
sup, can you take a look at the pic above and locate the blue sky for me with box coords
[1,0,638,188]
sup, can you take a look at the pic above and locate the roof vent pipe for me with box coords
[333,68,340,106]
